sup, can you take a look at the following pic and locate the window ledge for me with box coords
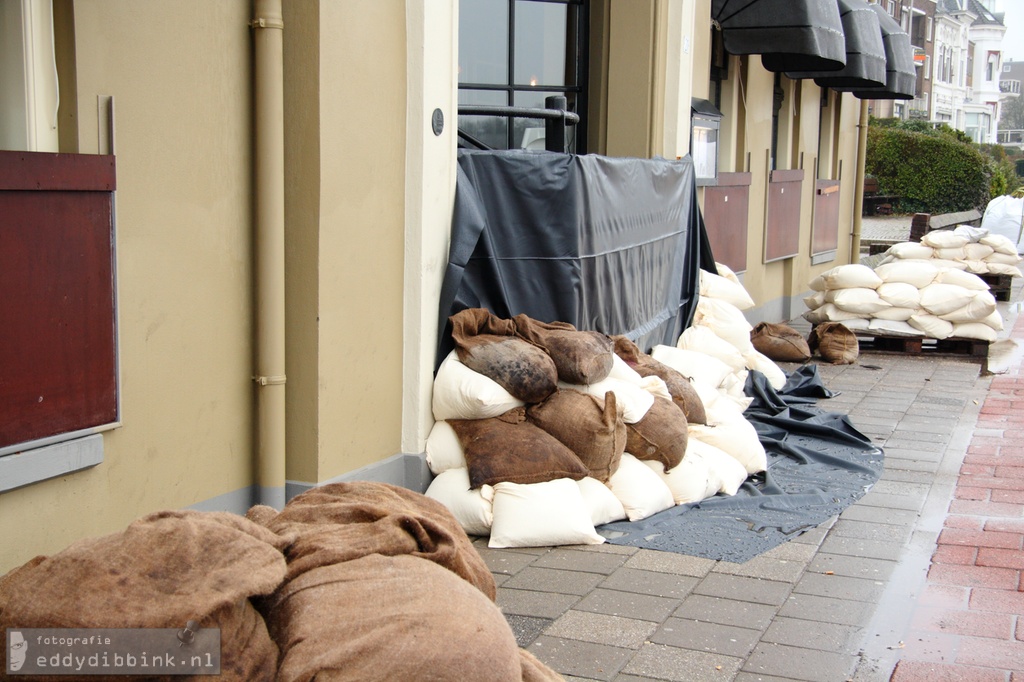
[0,434,103,493]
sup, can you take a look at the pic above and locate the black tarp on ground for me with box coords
[436,150,715,369]
[599,366,884,563]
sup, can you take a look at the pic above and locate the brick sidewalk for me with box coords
[890,313,1024,681]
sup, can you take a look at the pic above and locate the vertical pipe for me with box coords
[251,0,286,509]
[851,98,869,263]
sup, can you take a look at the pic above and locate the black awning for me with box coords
[712,0,847,73]
[848,3,916,99]
[786,0,886,89]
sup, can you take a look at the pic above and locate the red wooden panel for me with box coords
[0,150,115,191]
[0,157,117,449]
[764,169,804,263]
[812,179,841,255]
[703,172,751,273]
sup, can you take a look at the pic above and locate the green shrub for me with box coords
[866,126,989,213]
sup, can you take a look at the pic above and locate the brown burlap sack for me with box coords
[612,335,708,425]
[449,407,590,490]
[808,322,859,365]
[263,554,549,682]
[625,396,689,472]
[527,389,626,482]
[0,510,287,681]
[249,481,496,600]
[513,314,614,384]
[450,308,558,403]
[751,321,812,362]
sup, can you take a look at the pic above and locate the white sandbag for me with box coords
[868,319,920,336]
[961,260,989,275]
[576,477,627,526]
[887,241,934,260]
[641,456,716,504]
[950,322,998,342]
[489,478,604,548]
[984,251,1024,266]
[820,264,883,290]
[607,352,645,385]
[932,258,968,271]
[809,275,827,292]
[870,306,916,322]
[804,291,826,309]
[606,454,676,521]
[876,282,921,309]
[953,224,987,243]
[639,375,673,402]
[700,269,756,310]
[560,377,654,424]
[651,345,735,390]
[691,439,749,496]
[983,262,1023,277]
[424,468,494,537]
[934,269,989,291]
[693,297,755,353]
[979,310,1005,331]
[980,194,1024,249]
[840,317,872,332]
[425,420,467,475]
[803,303,868,324]
[720,370,749,401]
[921,230,969,249]
[938,290,997,323]
[825,287,892,315]
[676,325,748,373]
[908,314,954,340]
[715,262,742,285]
[980,233,1018,256]
[932,246,966,261]
[742,349,787,391]
[963,243,995,261]
[688,414,767,474]
[701,390,750,423]
[432,351,525,421]
[919,282,976,316]
[874,260,940,288]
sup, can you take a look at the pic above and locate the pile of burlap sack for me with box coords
[0,483,562,681]
[802,258,1005,343]
[426,264,806,548]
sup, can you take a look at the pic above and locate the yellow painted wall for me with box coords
[0,0,255,574]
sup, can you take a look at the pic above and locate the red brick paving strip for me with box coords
[891,314,1024,681]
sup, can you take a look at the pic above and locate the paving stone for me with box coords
[650,617,761,657]
[711,554,807,583]
[502,566,606,595]
[621,642,742,682]
[531,548,630,575]
[793,571,888,602]
[840,504,918,526]
[777,593,877,627]
[693,573,793,607]
[504,613,552,648]
[623,549,716,577]
[477,547,539,575]
[497,587,580,619]
[760,538,819,562]
[852,490,926,513]
[599,567,701,599]
[808,552,897,581]
[528,636,633,681]
[572,587,681,623]
[546,610,658,649]
[871,479,932,497]
[831,518,914,544]
[761,616,862,652]
[742,641,858,680]
[672,594,779,631]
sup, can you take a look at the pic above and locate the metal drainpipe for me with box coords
[851,99,869,263]
[251,0,286,509]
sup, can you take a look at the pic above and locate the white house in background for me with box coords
[932,0,973,129]
[998,59,1024,148]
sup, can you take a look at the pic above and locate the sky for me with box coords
[994,0,1024,62]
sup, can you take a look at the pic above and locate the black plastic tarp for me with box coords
[436,150,715,368]
[599,366,884,563]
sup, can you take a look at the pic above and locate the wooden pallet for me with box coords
[852,331,989,360]
[979,273,1012,302]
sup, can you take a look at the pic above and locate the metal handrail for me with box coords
[456,95,577,152]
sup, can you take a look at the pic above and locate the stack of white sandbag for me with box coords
[803,262,1003,342]
[876,226,1023,278]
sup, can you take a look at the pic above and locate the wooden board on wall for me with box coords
[812,179,841,256]
[764,168,803,263]
[703,172,751,273]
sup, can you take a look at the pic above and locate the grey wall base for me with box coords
[285,452,432,502]
[744,292,810,327]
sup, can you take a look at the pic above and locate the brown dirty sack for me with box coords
[263,553,559,682]
[527,389,626,482]
[751,321,812,362]
[0,510,287,681]
[249,481,495,599]
[449,407,589,490]
[809,322,859,365]
[450,307,558,403]
[625,396,689,472]
[612,335,708,425]
[513,314,614,384]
